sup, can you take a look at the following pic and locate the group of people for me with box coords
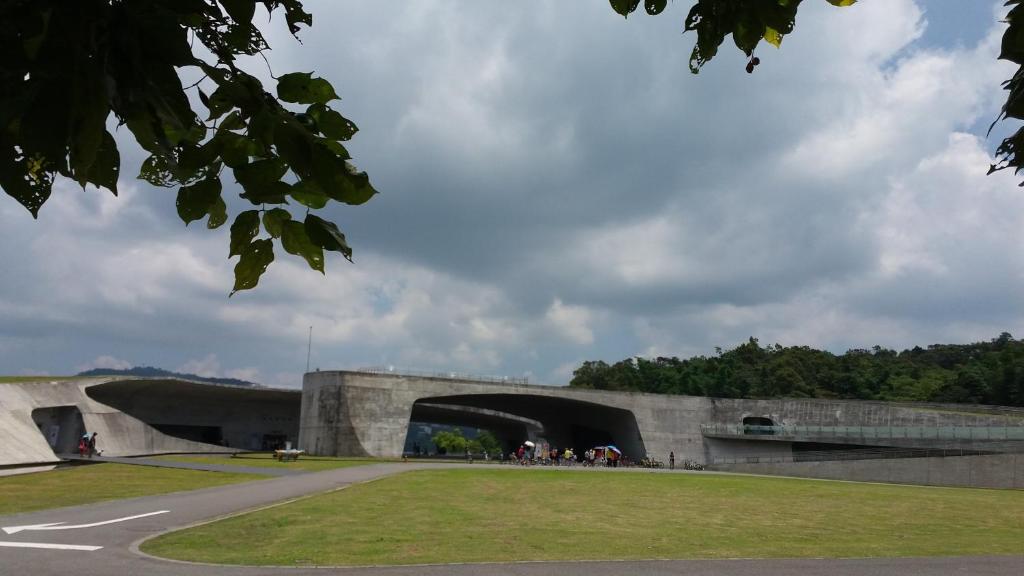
[77,432,99,458]
[501,443,628,467]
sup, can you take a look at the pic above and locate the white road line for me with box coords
[3,510,170,534]
[0,541,103,551]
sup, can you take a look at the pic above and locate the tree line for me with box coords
[431,429,502,456]
[569,333,1024,407]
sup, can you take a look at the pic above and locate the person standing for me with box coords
[88,432,99,458]
[669,451,675,470]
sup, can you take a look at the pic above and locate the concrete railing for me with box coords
[711,452,1024,490]
[709,446,1000,466]
[350,366,529,385]
[701,424,1024,441]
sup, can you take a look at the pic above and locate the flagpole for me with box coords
[306,325,312,373]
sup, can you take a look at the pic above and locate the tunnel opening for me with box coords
[407,393,646,460]
[31,406,85,455]
[569,423,614,453]
[743,416,776,435]
[403,401,541,457]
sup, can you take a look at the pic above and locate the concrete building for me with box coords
[0,377,298,469]
[299,370,1024,465]
[4,370,1024,488]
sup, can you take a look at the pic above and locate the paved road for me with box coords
[62,454,307,477]
[0,462,1020,576]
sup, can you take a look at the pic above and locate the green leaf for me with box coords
[826,0,857,6]
[277,72,340,104]
[290,179,329,209]
[764,26,782,48]
[179,141,223,175]
[609,0,641,18]
[206,87,234,121]
[217,132,254,168]
[207,196,228,229]
[138,155,176,187]
[68,67,109,187]
[305,214,353,261]
[233,157,288,189]
[248,108,277,151]
[274,121,314,178]
[219,110,245,131]
[176,176,222,225]
[82,131,120,194]
[0,149,52,218]
[240,180,291,205]
[229,210,260,257]
[310,144,377,205]
[281,220,325,273]
[644,0,667,15]
[220,0,256,26]
[316,109,358,141]
[262,207,291,238]
[231,238,274,295]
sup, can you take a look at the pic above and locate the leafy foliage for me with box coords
[0,0,375,294]
[431,429,469,455]
[431,428,500,455]
[570,333,1024,407]
[609,0,1024,186]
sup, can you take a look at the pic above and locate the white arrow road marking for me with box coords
[0,541,103,551]
[2,510,169,534]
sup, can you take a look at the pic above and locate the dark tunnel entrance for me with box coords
[405,393,646,459]
[31,406,85,454]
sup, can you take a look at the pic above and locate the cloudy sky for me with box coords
[2,0,1022,387]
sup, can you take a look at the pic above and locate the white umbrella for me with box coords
[523,440,535,448]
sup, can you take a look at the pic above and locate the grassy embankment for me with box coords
[142,467,1024,566]
[151,453,384,472]
[0,463,265,515]
[0,376,74,383]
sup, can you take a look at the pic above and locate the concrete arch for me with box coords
[299,371,652,459]
[408,401,543,453]
[413,393,646,457]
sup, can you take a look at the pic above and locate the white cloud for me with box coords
[176,354,221,379]
[76,355,133,373]
[224,367,262,383]
[545,299,594,345]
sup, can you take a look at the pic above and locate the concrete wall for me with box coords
[86,380,300,450]
[0,378,294,467]
[713,453,1024,489]
[300,371,1024,465]
[707,397,1024,429]
[299,371,712,461]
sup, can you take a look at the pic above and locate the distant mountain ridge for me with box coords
[75,366,257,387]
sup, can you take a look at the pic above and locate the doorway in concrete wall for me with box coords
[31,406,85,455]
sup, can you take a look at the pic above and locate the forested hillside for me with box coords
[569,333,1024,407]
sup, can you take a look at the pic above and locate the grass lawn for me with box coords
[142,468,1024,566]
[0,463,265,515]
[151,453,385,472]
[0,376,74,383]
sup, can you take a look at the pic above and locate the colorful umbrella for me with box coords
[605,445,622,454]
